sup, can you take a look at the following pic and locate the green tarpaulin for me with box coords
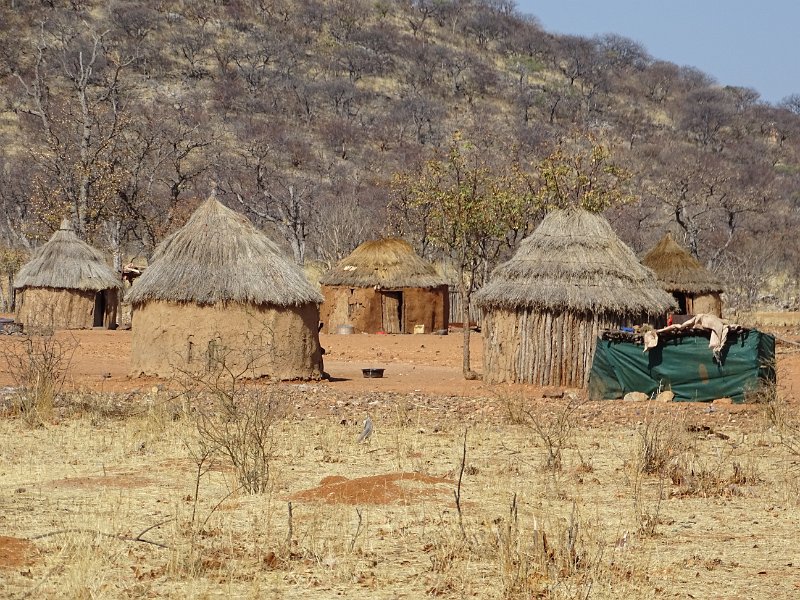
[588,329,775,402]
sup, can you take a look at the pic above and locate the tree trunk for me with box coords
[8,274,15,312]
[77,49,94,237]
[460,281,479,380]
[461,281,470,374]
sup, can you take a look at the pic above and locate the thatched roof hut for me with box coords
[641,233,724,317]
[128,196,324,379]
[14,218,120,330]
[319,238,448,334]
[475,208,675,386]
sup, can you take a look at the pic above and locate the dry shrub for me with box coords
[3,332,76,426]
[425,490,605,599]
[522,396,584,472]
[179,348,286,495]
[500,391,530,426]
[424,528,472,597]
[762,380,800,457]
[669,440,760,498]
[493,498,604,599]
[629,404,760,536]
[629,405,688,536]
[194,386,285,495]
[635,405,687,476]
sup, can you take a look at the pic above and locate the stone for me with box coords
[623,391,649,402]
[656,390,675,402]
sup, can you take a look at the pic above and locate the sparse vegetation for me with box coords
[3,332,76,426]
[0,367,797,598]
[522,395,584,472]
[178,348,287,495]
[1,1,800,595]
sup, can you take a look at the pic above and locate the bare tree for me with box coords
[311,194,371,265]
[677,88,735,150]
[224,126,324,265]
[11,21,135,238]
[115,105,213,256]
[596,33,651,71]
[779,93,800,115]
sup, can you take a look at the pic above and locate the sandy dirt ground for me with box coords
[1,326,800,598]
[0,330,495,397]
[2,327,798,399]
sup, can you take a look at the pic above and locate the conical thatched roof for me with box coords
[475,208,675,315]
[320,238,447,289]
[14,218,121,291]
[641,233,724,295]
[126,196,323,306]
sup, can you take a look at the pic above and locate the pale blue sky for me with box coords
[515,1,798,105]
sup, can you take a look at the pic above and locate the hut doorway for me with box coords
[93,292,105,327]
[381,291,403,333]
[672,292,688,315]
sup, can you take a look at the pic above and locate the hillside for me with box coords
[1,0,799,308]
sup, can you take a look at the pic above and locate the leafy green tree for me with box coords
[534,135,635,212]
[391,133,536,379]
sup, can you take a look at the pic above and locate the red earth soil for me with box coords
[0,536,37,569]
[290,472,454,505]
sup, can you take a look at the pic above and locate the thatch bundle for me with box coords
[476,208,674,386]
[14,219,120,293]
[129,196,323,379]
[127,197,323,306]
[302,260,329,291]
[475,208,674,315]
[641,233,724,295]
[320,238,446,289]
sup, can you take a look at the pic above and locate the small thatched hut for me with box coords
[319,238,448,334]
[475,208,675,387]
[641,233,724,317]
[126,196,324,379]
[14,219,120,330]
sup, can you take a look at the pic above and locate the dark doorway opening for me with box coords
[93,292,105,327]
[673,292,687,315]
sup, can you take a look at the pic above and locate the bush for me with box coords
[180,346,286,495]
[3,333,75,426]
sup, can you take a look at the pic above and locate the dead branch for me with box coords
[29,517,174,549]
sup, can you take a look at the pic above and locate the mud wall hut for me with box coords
[126,196,324,379]
[14,219,120,330]
[319,238,448,334]
[475,208,675,387]
[641,233,724,317]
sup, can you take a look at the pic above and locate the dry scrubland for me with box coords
[1,332,800,598]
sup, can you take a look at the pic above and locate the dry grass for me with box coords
[2,333,77,427]
[0,388,797,599]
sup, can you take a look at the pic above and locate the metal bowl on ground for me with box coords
[362,368,385,378]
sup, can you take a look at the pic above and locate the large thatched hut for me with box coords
[641,232,724,317]
[319,238,448,334]
[126,196,324,379]
[475,208,675,387]
[14,219,120,330]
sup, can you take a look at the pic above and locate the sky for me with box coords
[515,0,799,105]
